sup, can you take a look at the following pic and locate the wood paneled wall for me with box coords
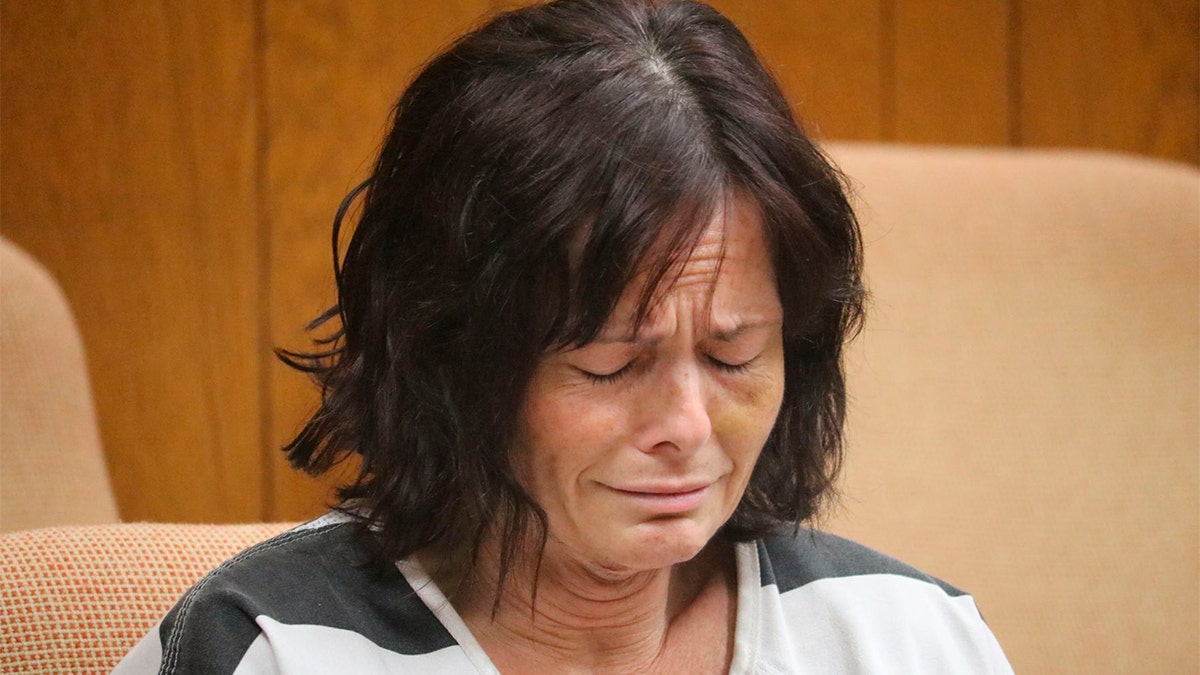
[2,0,1196,522]
[1,1,264,522]
[261,0,499,518]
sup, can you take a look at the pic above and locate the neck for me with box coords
[428,538,734,673]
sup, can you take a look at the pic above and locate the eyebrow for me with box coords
[710,319,782,342]
[592,318,782,345]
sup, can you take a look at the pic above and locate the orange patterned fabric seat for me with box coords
[0,522,293,675]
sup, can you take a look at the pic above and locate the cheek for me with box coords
[712,373,786,462]
[517,390,617,495]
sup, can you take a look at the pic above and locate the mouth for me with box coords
[605,483,711,514]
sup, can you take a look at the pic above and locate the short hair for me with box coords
[281,0,865,574]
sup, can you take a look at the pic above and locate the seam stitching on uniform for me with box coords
[158,524,344,674]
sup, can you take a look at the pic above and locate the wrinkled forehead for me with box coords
[582,192,775,338]
[666,217,727,291]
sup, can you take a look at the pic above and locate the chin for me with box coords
[611,517,720,570]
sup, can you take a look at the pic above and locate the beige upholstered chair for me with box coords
[0,245,292,673]
[0,522,292,673]
[0,237,119,532]
[825,144,1198,674]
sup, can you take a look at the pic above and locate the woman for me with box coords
[117,0,1011,672]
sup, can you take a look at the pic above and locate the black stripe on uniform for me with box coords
[756,528,967,598]
[157,523,457,674]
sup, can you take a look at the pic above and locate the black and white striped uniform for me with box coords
[114,512,1013,674]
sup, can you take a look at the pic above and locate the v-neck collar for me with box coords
[396,542,761,674]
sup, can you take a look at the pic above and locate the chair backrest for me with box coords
[825,144,1199,674]
[0,236,118,532]
[0,522,292,673]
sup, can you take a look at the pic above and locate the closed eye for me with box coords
[705,354,756,373]
[578,362,635,384]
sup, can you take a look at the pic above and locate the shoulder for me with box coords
[746,529,1013,674]
[755,527,965,596]
[123,512,457,675]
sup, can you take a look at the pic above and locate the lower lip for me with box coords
[609,485,710,513]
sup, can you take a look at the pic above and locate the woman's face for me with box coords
[515,196,785,573]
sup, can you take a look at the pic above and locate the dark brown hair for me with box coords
[281,0,864,577]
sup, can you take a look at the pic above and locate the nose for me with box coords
[635,362,713,455]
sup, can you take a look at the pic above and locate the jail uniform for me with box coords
[113,511,1013,674]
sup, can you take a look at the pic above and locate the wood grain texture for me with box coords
[0,1,262,522]
[263,0,497,521]
[892,0,1012,144]
[710,0,888,141]
[1018,0,1200,164]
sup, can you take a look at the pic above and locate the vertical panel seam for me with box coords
[253,0,275,522]
[881,0,896,141]
[1007,0,1022,147]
